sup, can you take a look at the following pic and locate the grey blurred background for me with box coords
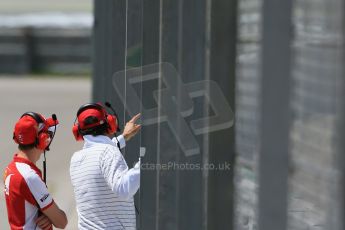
[1,0,345,230]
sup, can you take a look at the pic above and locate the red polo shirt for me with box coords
[3,154,54,230]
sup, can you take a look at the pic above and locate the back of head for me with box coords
[72,103,119,141]
[80,115,108,136]
[13,115,39,151]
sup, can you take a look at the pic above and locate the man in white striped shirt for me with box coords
[70,103,141,230]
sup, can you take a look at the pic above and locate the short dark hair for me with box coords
[81,116,108,136]
[18,143,36,151]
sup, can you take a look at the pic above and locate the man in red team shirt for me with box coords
[3,112,68,229]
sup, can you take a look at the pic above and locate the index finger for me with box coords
[129,113,141,123]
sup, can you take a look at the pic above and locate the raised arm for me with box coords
[100,147,140,200]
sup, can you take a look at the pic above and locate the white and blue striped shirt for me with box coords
[70,135,140,230]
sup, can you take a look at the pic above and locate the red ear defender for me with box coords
[72,124,83,141]
[106,114,118,134]
[37,132,50,150]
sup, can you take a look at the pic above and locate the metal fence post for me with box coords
[258,0,292,229]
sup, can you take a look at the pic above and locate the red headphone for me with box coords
[13,112,51,150]
[72,103,119,141]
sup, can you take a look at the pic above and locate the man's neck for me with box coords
[17,149,40,164]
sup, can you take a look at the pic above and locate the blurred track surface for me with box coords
[0,76,91,229]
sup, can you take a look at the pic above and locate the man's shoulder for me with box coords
[14,162,42,184]
[3,162,23,187]
[78,143,117,154]
[71,144,116,163]
[4,162,42,195]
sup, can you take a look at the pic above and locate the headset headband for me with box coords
[21,112,44,124]
[21,112,47,133]
[77,103,106,117]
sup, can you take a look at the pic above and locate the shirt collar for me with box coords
[83,135,115,149]
[13,154,42,175]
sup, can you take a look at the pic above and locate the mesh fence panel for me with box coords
[234,0,261,229]
[235,0,344,229]
[287,0,344,229]
[93,0,344,229]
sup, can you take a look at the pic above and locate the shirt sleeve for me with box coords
[25,173,53,210]
[100,146,140,200]
[112,135,126,149]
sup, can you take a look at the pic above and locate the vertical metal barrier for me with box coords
[93,0,237,229]
[339,5,345,226]
[338,11,345,228]
[92,0,345,229]
[234,0,261,229]
[257,1,292,230]
[287,0,345,229]
[236,0,345,229]
[91,0,345,229]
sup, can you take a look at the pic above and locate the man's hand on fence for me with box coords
[123,113,141,141]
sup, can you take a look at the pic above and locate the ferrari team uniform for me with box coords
[70,135,140,230]
[3,155,54,230]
